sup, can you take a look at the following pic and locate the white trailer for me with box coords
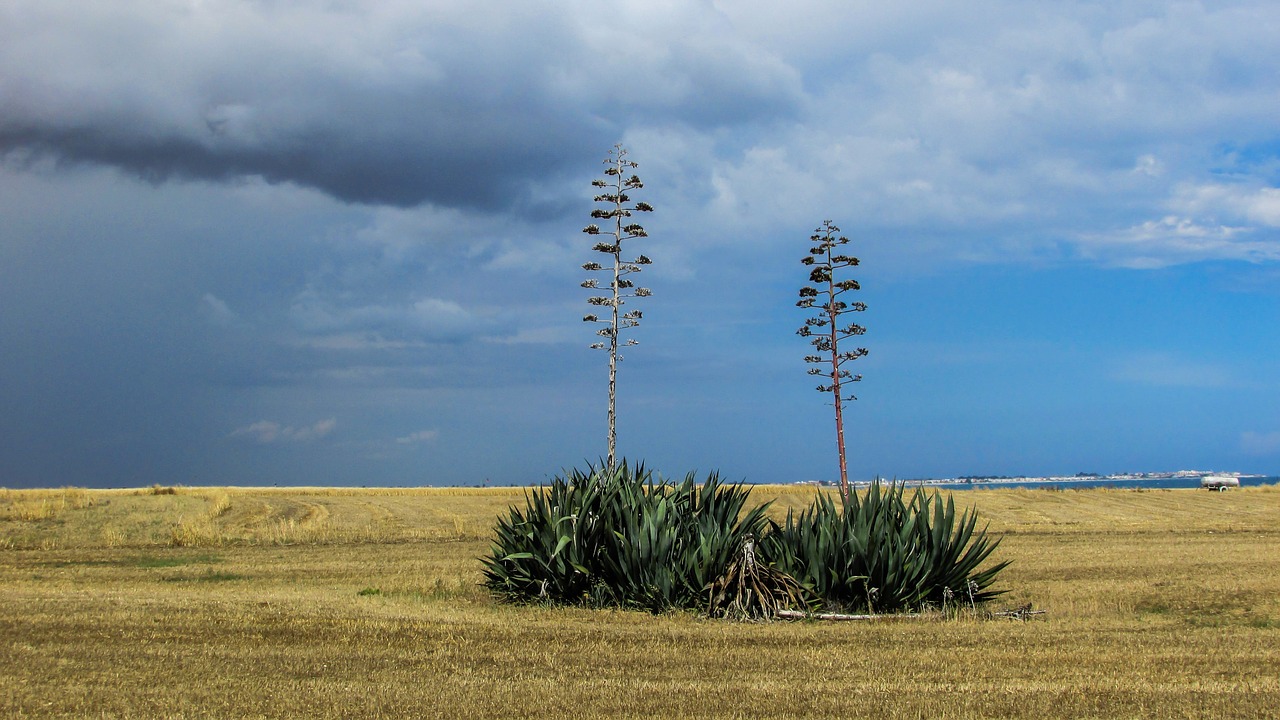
[1201,475,1240,490]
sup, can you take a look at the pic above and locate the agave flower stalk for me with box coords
[797,220,867,499]
[582,145,653,471]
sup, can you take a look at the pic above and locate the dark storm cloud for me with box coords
[0,1,803,209]
[0,120,591,210]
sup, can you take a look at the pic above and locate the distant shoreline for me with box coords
[832,473,1278,490]
[4,472,1276,492]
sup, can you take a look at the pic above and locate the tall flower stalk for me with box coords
[582,145,653,470]
[797,220,867,499]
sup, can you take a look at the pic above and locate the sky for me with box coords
[2,0,1279,488]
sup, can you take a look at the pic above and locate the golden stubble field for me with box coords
[1,483,1278,719]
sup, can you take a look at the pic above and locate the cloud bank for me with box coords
[0,0,800,209]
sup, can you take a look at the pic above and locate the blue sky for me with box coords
[2,1,1279,488]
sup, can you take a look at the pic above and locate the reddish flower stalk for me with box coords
[797,221,867,499]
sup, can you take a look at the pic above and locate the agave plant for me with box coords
[480,465,614,605]
[758,481,1008,614]
[910,489,1010,608]
[481,462,773,613]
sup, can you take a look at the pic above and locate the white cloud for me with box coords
[395,429,439,445]
[229,420,280,443]
[1174,183,1280,228]
[290,418,337,441]
[199,293,238,326]
[230,418,336,443]
[667,1,1280,272]
[486,326,577,346]
[1077,216,1269,268]
[1078,181,1280,267]
[1132,154,1162,177]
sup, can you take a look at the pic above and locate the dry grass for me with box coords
[1,483,1278,718]
[0,487,98,524]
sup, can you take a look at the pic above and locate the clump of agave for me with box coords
[482,465,1009,617]
[758,481,1010,614]
[482,462,772,613]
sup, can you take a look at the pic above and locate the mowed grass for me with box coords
[1,484,1278,719]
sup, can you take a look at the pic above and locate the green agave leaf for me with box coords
[551,535,572,559]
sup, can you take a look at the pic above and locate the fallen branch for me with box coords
[988,604,1046,620]
[776,609,918,621]
[776,606,1047,621]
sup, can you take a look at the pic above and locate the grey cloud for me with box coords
[0,1,803,209]
[0,104,598,210]
[288,291,488,343]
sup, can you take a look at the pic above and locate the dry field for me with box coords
[1,483,1278,719]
